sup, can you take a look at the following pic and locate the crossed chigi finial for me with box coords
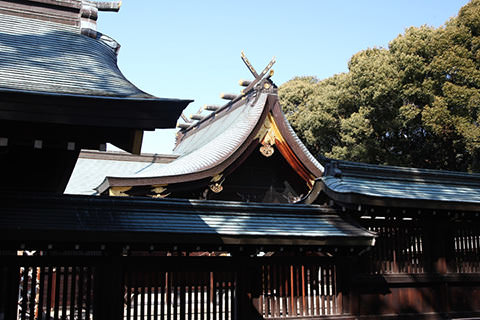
[177,52,275,131]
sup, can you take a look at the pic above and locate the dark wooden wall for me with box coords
[2,211,480,320]
[210,146,309,203]
[345,211,480,319]
[165,147,310,203]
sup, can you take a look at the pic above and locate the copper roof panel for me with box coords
[107,93,268,180]
[0,12,152,98]
[0,194,375,246]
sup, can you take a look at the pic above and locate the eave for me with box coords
[97,91,274,193]
[0,11,192,153]
[302,160,480,212]
[268,99,324,186]
[0,89,191,154]
[0,193,375,249]
[0,88,191,130]
[97,83,324,196]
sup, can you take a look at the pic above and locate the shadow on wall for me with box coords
[354,272,480,318]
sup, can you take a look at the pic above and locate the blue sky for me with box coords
[99,0,470,154]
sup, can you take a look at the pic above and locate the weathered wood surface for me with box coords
[2,253,480,320]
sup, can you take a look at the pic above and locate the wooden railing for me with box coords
[368,224,424,274]
[364,218,480,276]
[453,223,480,273]
[123,270,236,320]
[4,249,480,320]
[17,265,94,320]
[255,263,339,318]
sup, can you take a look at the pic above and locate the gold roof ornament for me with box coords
[260,143,274,157]
[209,174,224,193]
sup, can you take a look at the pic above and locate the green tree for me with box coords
[280,0,480,171]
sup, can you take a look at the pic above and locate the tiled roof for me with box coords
[170,89,323,175]
[65,151,175,195]
[0,12,152,98]
[315,159,480,210]
[0,193,375,247]
[136,93,268,177]
[95,87,325,191]
[92,92,271,191]
[323,175,480,203]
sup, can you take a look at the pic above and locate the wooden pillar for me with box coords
[425,218,450,313]
[3,261,20,320]
[344,255,361,317]
[234,255,263,320]
[0,265,6,320]
[443,219,457,314]
[235,258,248,320]
[430,221,449,274]
[444,220,457,274]
[93,256,124,319]
[336,256,354,315]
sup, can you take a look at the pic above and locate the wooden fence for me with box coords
[363,218,480,275]
[255,263,338,318]
[1,255,341,320]
[4,217,480,320]
[17,266,94,320]
[124,270,236,320]
[367,224,424,274]
[452,223,480,273]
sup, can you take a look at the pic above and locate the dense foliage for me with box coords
[280,0,480,171]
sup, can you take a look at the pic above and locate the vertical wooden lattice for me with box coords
[16,265,94,320]
[368,222,424,274]
[453,224,480,273]
[257,263,338,318]
[123,270,236,320]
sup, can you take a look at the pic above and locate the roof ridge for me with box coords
[174,78,277,148]
[325,159,480,184]
[79,150,178,163]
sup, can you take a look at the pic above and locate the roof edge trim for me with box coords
[0,87,193,103]
[96,93,275,193]
[270,99,324,177]
[309,178,480,212]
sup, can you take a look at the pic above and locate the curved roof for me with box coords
[67,96,291,193]
[303,159,480,211]
[0,12,152,98]
[0,10,191,147]
[98,92,270,190]
[145,93,268,177]
[97,79,324,193]
[65,151,177,195]
[269,98,324,178]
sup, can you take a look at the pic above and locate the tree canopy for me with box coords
[280,0,480,172]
